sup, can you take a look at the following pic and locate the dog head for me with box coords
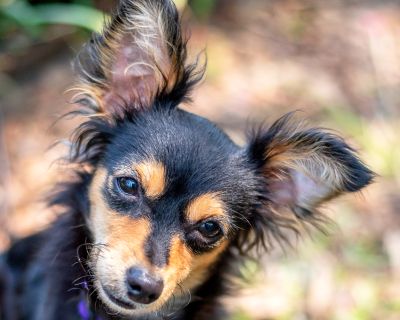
[68,0,373,316]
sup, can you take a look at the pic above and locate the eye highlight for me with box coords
[198,220,222,238]
[115,177,139,196]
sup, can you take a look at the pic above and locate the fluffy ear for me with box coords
[245,114,374,244]
[71,0,202,117]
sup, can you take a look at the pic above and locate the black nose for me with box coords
[126,267,164,304]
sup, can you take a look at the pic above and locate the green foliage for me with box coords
[190,0,216,20]
[0,0,105,37]
[231,310,253,320]
[341,239,387,270]
[324,104,400,179]
[237,258,261,286]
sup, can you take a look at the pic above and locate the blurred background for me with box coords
[0,0,399,319]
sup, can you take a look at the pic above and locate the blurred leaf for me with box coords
[35,4,105,31]
[324,105,363,137]
[238,258,261,286]
[383,300,400,312]
[341,239,387,270]
[0,1,44,37]
[72,0,94,6]
[1,1,106,32]
[231,310,253,320]
[173,0,187,11]
[324,105,400,179]
[190,0,216,20]
[1,0,43,25]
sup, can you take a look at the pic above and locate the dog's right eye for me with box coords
[115,177,139,196]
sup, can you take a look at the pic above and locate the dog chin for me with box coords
[95,279,175,317]
[95,280,146,316]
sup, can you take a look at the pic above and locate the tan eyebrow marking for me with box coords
[185,193,228,227]
[135,160,166,198]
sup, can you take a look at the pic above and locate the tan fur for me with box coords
[66,85,105,111]
[185,193,229,230]
[88,167,111,241]
[179,240,229,292]
[154,236,228,310]
[135,160,166,198]
[107,216,151,265]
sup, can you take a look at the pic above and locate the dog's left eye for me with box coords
[116,177,139,196]
[198,221,222,238]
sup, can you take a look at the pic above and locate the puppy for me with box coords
[0,0,373,319]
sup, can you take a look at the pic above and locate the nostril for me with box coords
[125,267,163,304]
[129,284,142,295]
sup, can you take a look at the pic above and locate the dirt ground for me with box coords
[1,0,400,319]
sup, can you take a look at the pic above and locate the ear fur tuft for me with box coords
[248,113,374,197]
[71,0,204,118]
[243,113,374,250]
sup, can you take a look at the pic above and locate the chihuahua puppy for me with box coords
[0,0,373,319]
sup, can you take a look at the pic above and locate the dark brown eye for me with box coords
[116,177,139,196]
[198,221,222,238]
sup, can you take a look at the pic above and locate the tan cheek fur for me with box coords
[155,236,229,308]
[163,192,231,293]
[179,240,229,292]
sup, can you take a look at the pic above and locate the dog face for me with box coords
[87,109,252,314]
[68,0,373,316]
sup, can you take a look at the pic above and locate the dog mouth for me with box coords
[100,283,136,310]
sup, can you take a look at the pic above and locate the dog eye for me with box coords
[116,177,139,196]
[198,221,222,238]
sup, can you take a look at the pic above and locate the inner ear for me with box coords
[267,168,333,218]
[101,24,172,109]
[247,114,374,219]
[102,36,158,110]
